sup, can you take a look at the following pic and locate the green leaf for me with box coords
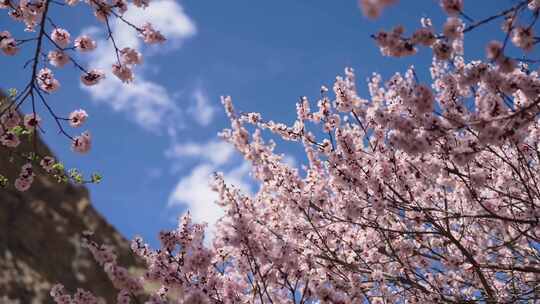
[52,163,65,171]
[91,173,103,184]
[7,88,17,97]
[0,175,8,188]
[11,126,23,136]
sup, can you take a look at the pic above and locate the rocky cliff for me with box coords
[0,108,138,303]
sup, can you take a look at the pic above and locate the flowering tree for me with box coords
[0,0,164,191]
[22,0,540,302]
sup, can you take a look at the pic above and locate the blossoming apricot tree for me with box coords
[0,0,164,190]
[4,0,538,303]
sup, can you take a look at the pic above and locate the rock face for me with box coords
[0,111,137,303]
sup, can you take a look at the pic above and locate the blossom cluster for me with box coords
[50,0,540,303]
[1,0,166,190]
[370,0,539,63]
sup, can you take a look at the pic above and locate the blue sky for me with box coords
[1,0,523,247]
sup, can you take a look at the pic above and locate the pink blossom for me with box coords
[14,176,32,191]
[133,0,150,8]
[23,113,41,129]
[358,0,397,19]
[443,17,463,40]
[511,26,535,51]
[139,23,166,44]
[411,27,436,46]
[0,30,19,56]
[529,0,540,11]
[69,109,88,128]
[15,0,46,31]
[0,38,18,55]
[50,284,100,304]
[119,47,142,65]
[440,0,463,16]
[432,40,452,60]
[47,50,70,67]
[112,0,128,14]
[71,131,91,153]
[0,132,20,148]
[0,0,10,9]
[40,156,55,173]
[497,57,516,73]
[30,1,540,303]
[74,35,97,52]
[36,68,60,92]
[51,28,71,48]
[20,162,34,179]
[374,26,416,57]
[117,289,131,304]
[93,3,111,22]
[112,64,134,83]
[485,40,503,61]
[1,110,21,129]
[81,69,105,86]
[183,289,209,304]
[8,7,24,23]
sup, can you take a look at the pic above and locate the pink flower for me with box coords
[440,0,463,16]
[0,38,18,55]
[93,4,111,22]
[0,0,10,9]
[51,28,71,48]
[50,284,66,298]
[411,28,436,46]
[14,177,32,191]
[0,30,19,56]
[358,0,397,19]
[20,162,34,179]
[117,289,130,304]
[71,131,91,153]
[47,50,70,67]
[23,113,41,129]
[69,109,88,127]
[112,64,134,83]
[139,23,166,44]
[112,0,128,14]
[432,40,452,60]
[120,47,142,65]
[443,17,463,40]
[486,40,503,61]
[133,0,150,8]
[0,132,20,148]
[8,8,24,23]
[36,68,60,92]
[74,35,97,52]
[1,110,21,129]
[497,57,516,74]
[40,156,55,173]
[529,0,540,11]
[81,69,105,86]
[512,27,535,52]
[183,290,209,304]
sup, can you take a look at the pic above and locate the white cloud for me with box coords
[188,88,217,126]
[167,139,252,243]
[80,0,196,132]
[167,162,251,241]
[168,164,223,231]
[166,139,235,166]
